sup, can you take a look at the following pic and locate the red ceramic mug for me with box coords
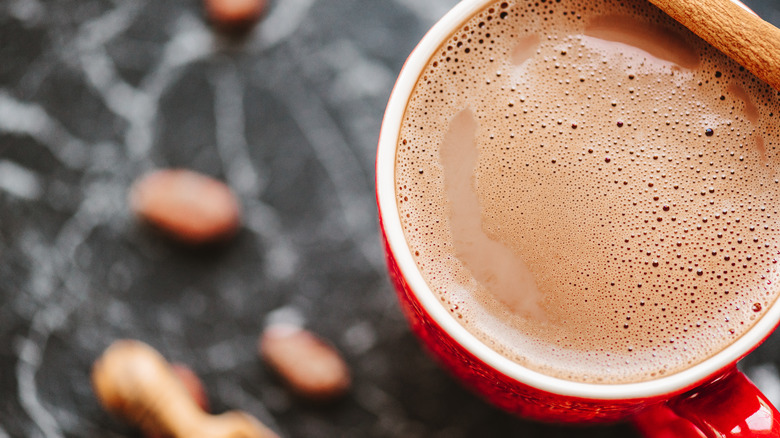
[375,0,780,436]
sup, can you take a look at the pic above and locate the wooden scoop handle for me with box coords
[92,340,278,438]
[647,0,780,91]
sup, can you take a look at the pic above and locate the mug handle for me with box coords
[636,367,780,437]
[633,403,706,438]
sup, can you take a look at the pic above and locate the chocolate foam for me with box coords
[395,0,780,383]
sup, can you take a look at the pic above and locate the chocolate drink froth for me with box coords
[395,0,780,384]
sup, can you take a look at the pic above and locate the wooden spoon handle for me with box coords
[92,340,277,438]
[647,0,780,91]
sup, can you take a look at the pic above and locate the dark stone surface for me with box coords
[0,0,778,437]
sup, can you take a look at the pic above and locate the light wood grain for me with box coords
[648,0,780,91]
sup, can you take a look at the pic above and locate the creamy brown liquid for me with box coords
[395,0,780,384]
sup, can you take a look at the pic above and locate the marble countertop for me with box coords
[1,0,780,437]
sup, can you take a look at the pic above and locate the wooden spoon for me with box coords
[647,0,780,91]
[92,340,278,438]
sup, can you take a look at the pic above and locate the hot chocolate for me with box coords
[395,0,780,383]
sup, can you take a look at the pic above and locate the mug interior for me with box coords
[376,0,779,400]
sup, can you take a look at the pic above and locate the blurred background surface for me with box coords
[0,0,779,437]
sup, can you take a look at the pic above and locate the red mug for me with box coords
[375,0,780,436]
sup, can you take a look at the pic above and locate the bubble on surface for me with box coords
[394,0,780,384]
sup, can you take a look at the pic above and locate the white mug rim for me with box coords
[376,0,777,400]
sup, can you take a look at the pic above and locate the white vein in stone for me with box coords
[319,39,395,103]
[15,178,120,435]
[265,305,305,328]
[395,0,458,22]
[17,273,93,438]
[0,92,88,168]
[17,232,56,303]
[269,80,383,271]
[126,14,215,159]
[249,0,317,51]
[212,63,263,198]
[244,200,300,282]
[17,336,64,438]
[77,44,155,142]
[143,14,214,96]
[24,183,118,301]
[78,8,202,159]
[72,0,151,148]
[8,0,45,25]
[78,0,142,47]
[48,405,91,437]
[72,7,214,160]
[75,31,155,161]
[0,160,43,200]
